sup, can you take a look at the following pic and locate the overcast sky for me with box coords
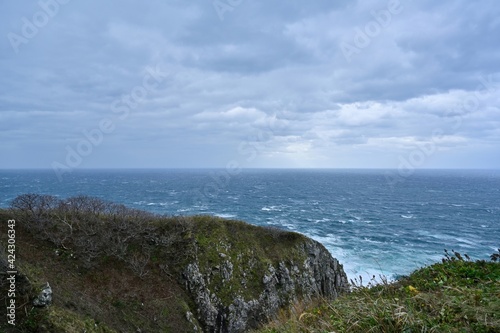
[1,0,499,171]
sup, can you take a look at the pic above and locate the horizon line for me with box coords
[1,167,499,171]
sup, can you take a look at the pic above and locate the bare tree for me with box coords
[127,251,151,278]
[9,194,178,274]
[11,194,59,222]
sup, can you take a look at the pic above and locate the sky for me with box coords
[1,0,499,172]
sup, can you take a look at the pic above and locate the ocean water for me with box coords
[1,169,499,281]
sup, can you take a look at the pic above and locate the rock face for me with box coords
[181,221,348,333]
[33,282,53,307]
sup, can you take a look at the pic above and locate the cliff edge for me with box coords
[0,195,348,332]
[181,217,348,332]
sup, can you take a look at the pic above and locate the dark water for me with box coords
[1,169,499,280]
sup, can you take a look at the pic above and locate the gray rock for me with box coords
[186,311,202,332]
[33,282,52,307]
[220,260,233,281]
[182,237,348,333]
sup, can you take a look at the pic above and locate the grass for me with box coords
[0,195,322,332]
[257,250,500,333]
[0,205,202,332]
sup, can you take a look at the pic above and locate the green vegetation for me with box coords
[187,215,309,304]
[0,194,197,332]
[0,194,314,332]
[257,249,500,333]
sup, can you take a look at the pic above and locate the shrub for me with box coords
[10,194,160,273]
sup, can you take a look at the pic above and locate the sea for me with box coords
[1,169,499,282]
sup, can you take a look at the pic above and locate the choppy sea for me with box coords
[1,169,499,281]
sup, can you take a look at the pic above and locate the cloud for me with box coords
[0,0,499,170]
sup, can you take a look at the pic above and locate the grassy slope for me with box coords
[0,208,192,332]
[257,251,500,333]
[0,207,312,332]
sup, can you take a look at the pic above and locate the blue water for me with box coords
[1,169,499,281]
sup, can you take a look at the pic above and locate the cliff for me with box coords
[0,195,348,332]
[180,218,348,332]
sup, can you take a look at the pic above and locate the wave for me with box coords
[177,208,194,213]
[261,205,288,212]
[213,213,237,218]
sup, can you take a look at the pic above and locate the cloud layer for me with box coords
[1,0,499,170]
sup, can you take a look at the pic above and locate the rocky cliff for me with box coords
[178,218,348,332]
[0,197,348,332]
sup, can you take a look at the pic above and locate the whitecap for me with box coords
[454,237,478,246]
[425,232,450,241]
[261,205,282,211]
[362,237,383,244]
[265,220,280,225]
[214,213,236,219]
[280,223,297,230]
